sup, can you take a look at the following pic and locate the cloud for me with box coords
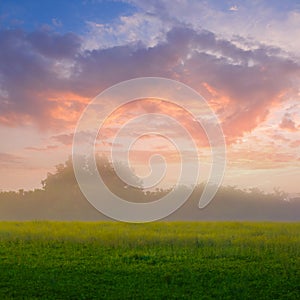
[51,133,74,145]
[84,13,169,50]
[0,29,83,129]
[290,140,300,148]
[25,145,58,152]
[279,113,298,132]
[27,30,80,59]
[0,152,23,167]
[228,149,297,169]
[52,18,62,28]
[0,27,169,130]
[269,133,290,142]
[125,0,300,56]
[229,5,238,12]
[0,25,299,143]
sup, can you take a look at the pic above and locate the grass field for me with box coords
[0,221,299,299]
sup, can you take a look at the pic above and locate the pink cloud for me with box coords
[279,113,298,132]
[290,140,300,148]
[25,145,58,152]
[51,133,74,146]
[0,152,23,167]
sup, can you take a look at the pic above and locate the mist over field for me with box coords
[1,157,299,221]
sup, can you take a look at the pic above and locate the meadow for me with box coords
[0,221,299,299]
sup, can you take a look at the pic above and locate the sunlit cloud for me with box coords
[229,5,238,12]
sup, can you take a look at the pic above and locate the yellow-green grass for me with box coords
[0,221,299,299]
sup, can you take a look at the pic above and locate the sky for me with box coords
[0,0,299,194]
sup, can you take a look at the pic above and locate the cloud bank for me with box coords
[0,26,299,143]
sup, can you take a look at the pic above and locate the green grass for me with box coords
[0,221,299,299]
